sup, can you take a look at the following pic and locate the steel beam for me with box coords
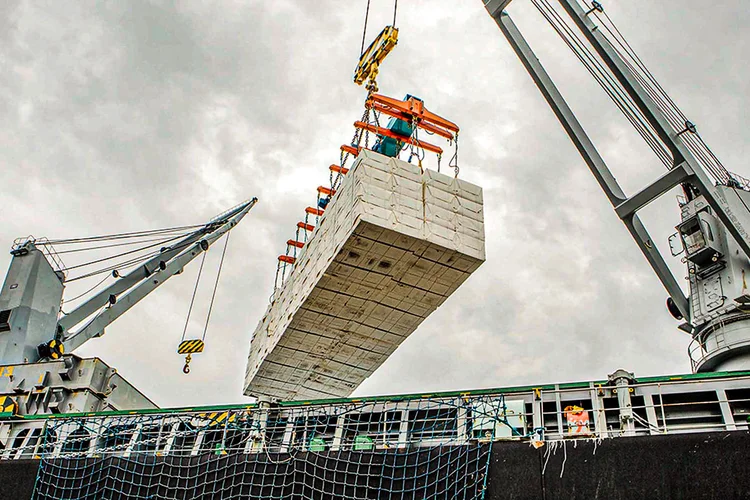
[484,7,690,319]
[57,199,256,334]
[61,199,257,352]
[615,163,694,219]
[557,0,750,262]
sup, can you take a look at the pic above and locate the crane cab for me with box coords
[677,210,724,269]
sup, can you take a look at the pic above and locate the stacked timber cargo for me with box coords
[244,149,485,400]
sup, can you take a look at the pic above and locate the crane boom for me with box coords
[0,198,257,365]
[59,198,258,353]
[484,4,689,319]
[484,0,750,372]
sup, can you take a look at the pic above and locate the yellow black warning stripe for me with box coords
[48,339,64,360]
[178,339,205,354]
[0,396,18,415]
[197,411,237,427]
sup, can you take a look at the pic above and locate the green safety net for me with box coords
[31,395,526,499]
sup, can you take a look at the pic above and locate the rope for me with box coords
[360,0,371,56]
[531,0,737,190]
[202,232,231,341]
[65,250,163,282]
[61,274,111,305]
[592,7,734,186]
[39,225,204,246]
[532,0,672,169]
[63,232,216,283]
[181,251,207,343]
[393,0,398,27]
[59,233,189,273]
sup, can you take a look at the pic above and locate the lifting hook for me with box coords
[183,354,192,374]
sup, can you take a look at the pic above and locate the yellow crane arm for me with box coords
[353,26,399,90]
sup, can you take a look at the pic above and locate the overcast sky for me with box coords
[2,1,749,408]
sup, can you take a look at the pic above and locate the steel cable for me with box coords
[533,0,672,167]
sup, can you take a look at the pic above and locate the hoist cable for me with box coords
[201,232,231,341]
[594,16,710,167]
[600,10,689,124]
[59,233,189,273]
[393,0,398,27]
[181,251,207,343]
[65,251,162,282]
[360,0,371,56]
[598,37,682,168]
[64,235,201,282]
[40,225,204,246]
[51,235,185,255]
[592,7,733,186]
[61,274,111,304]
[538,0,670,168]
[535,0,664,165]
[533,0,672,168]
[539,0,665,163]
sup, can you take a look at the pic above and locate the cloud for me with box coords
[0,1,742,406]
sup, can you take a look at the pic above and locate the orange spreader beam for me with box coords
[278,255,296,264]
[297,222,315,232]
[354,121,443,155]
[340,145,361,157]
[330,164,349,175]
[366,93,459,140]
[287,239,305,249]
[305,207,324,216]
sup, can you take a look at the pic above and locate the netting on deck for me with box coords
[32,395,525,499]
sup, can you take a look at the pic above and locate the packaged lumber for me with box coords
[244,150,484,400]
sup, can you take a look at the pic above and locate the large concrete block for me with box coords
[244,150,485,400]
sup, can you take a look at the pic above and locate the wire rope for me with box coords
[60,233,189,273]
[181,251,207,343]
[532,0,673,168]
[61,274,111,304]
[51,235,186,255]
[64,237,201,282]
[201,233,231,341]
[590,6,734,186]
[39,225,204,246]
[360,0,371,56]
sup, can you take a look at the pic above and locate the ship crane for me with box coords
[483,0,750,372]
[0,198,257,366]
[0,198,257,414]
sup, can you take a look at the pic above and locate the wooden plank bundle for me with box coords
[244,150,485,400]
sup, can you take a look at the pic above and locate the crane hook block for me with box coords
[178,339,205,355]
[178,339,204,375]
[354,26,399,90]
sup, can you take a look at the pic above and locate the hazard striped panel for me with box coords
[197,411,237,427]
[177,339,205,355]
[0,396,17,416]
[48,339,64,360]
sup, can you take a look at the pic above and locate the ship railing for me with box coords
[11,235,67,276]
[3,375,750,460]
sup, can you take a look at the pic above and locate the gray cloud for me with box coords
[0,1,743,406]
